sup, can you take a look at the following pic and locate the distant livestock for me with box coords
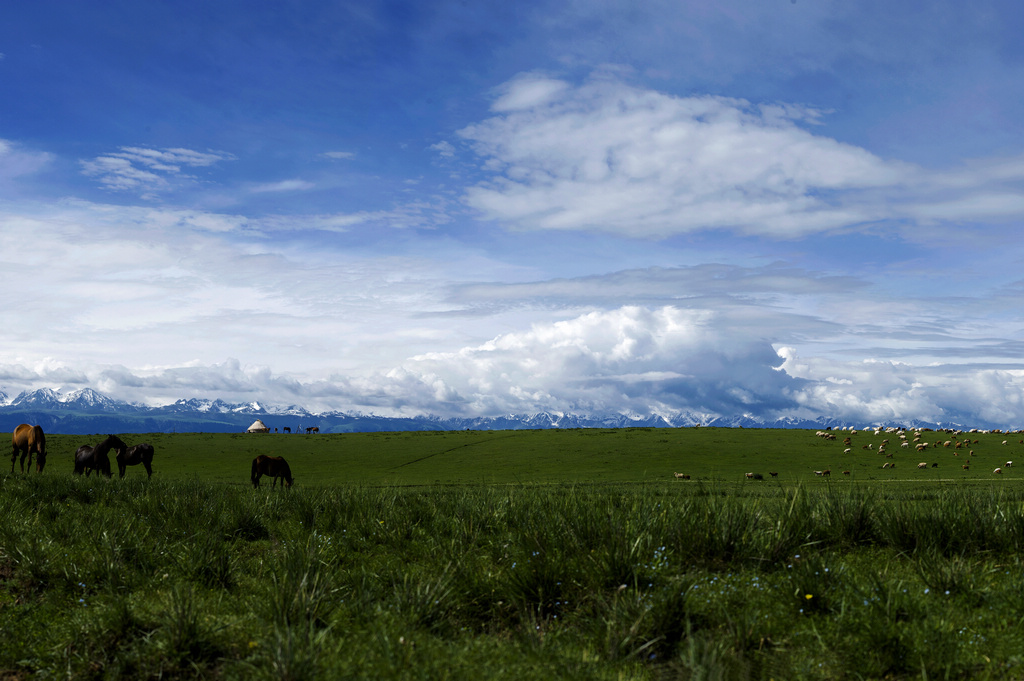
[994,468,1003,474]
[918,462,928,469]
[673,472,690,480]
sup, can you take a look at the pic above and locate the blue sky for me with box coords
[3,1,1024,426]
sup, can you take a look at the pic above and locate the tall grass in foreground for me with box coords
[1,476,1024,679]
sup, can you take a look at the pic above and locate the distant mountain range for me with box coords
[0,387,967,435]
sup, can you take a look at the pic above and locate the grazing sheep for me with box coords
[1006,461,1013,468]
[931,463,938,468]
[673,472,690,480]
[994,467,1003,474]
[962,464,970,470]
[844,448,852,454]
[918,462,928,469]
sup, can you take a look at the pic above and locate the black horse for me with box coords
[117,442,155,479]
[251,455,294,488]
[74,434,127,478]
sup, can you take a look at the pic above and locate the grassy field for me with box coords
[4,427,1024,680]
[37,426,1024,486]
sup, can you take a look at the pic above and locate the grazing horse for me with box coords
[283,427,291,433]
[74,435,126,478]
[305,426,320,434]
[11,424,46,473]
[116,443,155,479]
[251,455,294,488]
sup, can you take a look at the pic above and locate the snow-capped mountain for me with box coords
[0,386,965,435]
[9,387,143,412]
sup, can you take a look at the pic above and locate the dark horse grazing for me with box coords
[11,424,46,473]
[251,455,294,488]
[74,435,127,478]
[117,443,155,479]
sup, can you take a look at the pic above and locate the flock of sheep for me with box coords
[671,426,1022,482]
[813,425,1020,477]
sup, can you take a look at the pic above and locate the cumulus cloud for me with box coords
[430,141,456,158]
[383,306,803,417]
[778,348,1024,428]
[456,73,1024,239]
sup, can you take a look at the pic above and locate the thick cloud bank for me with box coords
[4,306,1024,429]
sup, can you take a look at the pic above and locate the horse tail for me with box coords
[251,457,260,487]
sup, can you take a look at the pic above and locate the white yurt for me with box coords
[246,419,270,433]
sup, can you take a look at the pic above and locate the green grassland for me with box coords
[4,427,1024,680]
[40,426,1024,487]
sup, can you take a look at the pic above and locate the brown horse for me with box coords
[117,443,155,479]
[251,455,293,488]
[11,424,46,473]
[74,435,127,478]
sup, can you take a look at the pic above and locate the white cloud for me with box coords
[249,179,315,193]
[430,140,456,158]
[490,73,570,112]
[321,151,356,160]
[80,146,234,194]
[0,138,54,186]
[456,74,1024,239]
[381,306,800,416]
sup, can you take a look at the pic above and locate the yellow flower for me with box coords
[805,594,813,600]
